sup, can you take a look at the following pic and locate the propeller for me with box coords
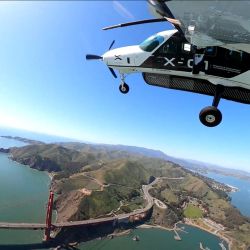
[107,40,117,78]
[108,67,117,78]
[86,54,103,60]
[85,40,117,78]
[109,40,115,50]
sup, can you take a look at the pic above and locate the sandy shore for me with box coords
[136,224,173,231]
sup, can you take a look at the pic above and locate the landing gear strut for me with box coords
[199,85,224,127]
[119,74,129,94]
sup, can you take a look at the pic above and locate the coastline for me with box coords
[35,169,236,250]
[183,219,232,250]
[0,139,247,249]
[225,184,239,192]
[136,223,173,232]
[48,172,55,181]
[108,229,132,238]
[137,221,232,250]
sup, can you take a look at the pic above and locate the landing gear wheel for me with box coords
[199,106,222,127]
[119,83,129,94]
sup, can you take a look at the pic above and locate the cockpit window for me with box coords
[139,34,164,52]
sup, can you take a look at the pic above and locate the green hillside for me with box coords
[8,142,250,249]
[184,204,203,218]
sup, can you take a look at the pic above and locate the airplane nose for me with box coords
[98,51,117,78]
[102,51,114,65]
[86,49,117,78]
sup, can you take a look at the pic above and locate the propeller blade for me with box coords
[103,18,167,30]
[109,40,115,50]
[108,67,117,78]
[86,54,103,60]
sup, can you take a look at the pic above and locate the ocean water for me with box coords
[205,172,250,217]
[79,226,225,250]
[0,137,27,148]
[0,152,51,246]
[0,126,76,144]
[0,131,247,249]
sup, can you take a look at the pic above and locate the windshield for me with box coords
[139,34,164,52]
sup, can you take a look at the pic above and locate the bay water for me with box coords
[0,138,51,246]
[79,226,225,250]
[205,172,250,217]
[1,131,249,249]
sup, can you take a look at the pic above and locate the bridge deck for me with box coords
[0,178,160,230]
[0,223,46,230]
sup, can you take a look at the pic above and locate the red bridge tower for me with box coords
[44,190,54,242]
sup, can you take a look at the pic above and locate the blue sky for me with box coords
[0,1,250,171]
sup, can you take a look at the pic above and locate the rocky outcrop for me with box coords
[11,155,61,172]
[54,190,86,222]
[151,204,180,227]
[0,148,10,153]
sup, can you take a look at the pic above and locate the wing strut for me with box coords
[103,17,181,31]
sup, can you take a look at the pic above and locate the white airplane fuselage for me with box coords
[102,30,250,90]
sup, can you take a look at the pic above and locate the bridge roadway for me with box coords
[0,177,159,230]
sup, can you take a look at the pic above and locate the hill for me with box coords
[57,142,250,182]
[10,143,144,174]
[6,135,250,181]
[58,142,169,159]
[6,141,250,249]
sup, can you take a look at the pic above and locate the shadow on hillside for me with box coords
[0,242,79,250]
[0,216,152,250]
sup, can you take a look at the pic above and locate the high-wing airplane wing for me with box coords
[148,0,250,53]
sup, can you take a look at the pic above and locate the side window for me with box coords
[225,50,243,63]
[162,39,178,54]
[160,38,179,55]
[182,43,192,54]
[140,35,164,52]
[205,47,217,57]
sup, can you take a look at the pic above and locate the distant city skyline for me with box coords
[0,1,250,171]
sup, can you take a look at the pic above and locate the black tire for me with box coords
[199,106,222,127]
[119,83,129,94]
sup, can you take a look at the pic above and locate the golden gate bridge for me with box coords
[0,179,156,242]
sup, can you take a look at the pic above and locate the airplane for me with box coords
[86,0,250,127]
